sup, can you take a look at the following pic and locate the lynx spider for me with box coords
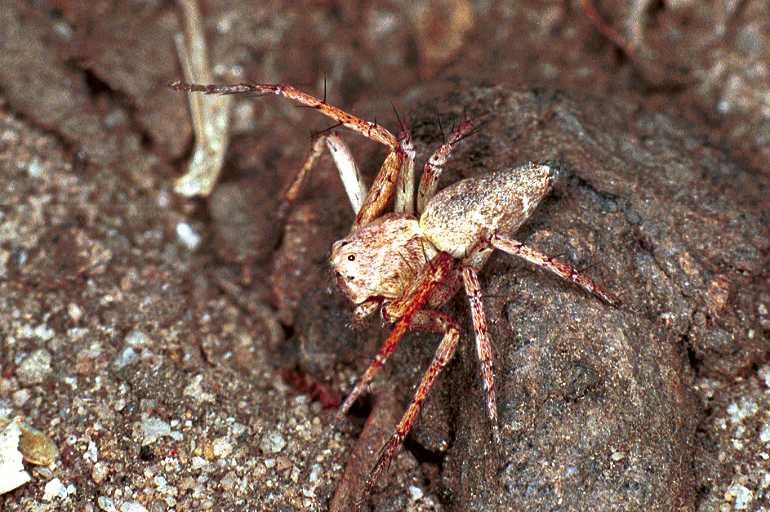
[172,80,620,492]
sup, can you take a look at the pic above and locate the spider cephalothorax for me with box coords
[174,80,620,496]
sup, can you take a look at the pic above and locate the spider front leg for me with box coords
[171,81,398,148]
[491,233,621,306]
[416,116,478,213]
[353,133,415,228]
[278,133,367,219]
[336,252,454,420]
[365,310,460,493]
[172,80,414,228]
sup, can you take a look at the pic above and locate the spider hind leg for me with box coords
[364,309,460,493]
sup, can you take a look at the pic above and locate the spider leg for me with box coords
[337,252,454,420]
[416,116,478,213]
[394,135,416,216]
[461,265,500,444]
[364,309,460,492]
[170,81,398,149]
[491,233,621,306]
[278,132,369,220]
[353,134,415,228]
[326,134,368,214]
[171,81,414,228]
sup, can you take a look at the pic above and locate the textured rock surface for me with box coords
[288,84,766,509]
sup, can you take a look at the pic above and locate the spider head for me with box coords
[330,214,435,307]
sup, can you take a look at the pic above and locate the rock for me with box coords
[120,502,148,512]
[42,478,69,501]
[97,496,117,512]
[207,177,281,264]
[291,84,766,509]
[92,462,109,484]
[16,349,52,386]
[212,437,233,458]
[0,420,30,495]
[140,417,171,445]
[260,431,287,455]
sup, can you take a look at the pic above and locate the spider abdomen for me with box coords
[419,163,553,258]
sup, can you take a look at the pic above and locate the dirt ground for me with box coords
[0,1,768,511]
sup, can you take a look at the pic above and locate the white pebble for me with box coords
[760,423,770,444]
[141,417,171,445]
[408,485,424,501]
[17,349,52,385]
[0,420,31,495]
[260,431,286,454]
[125,330,151,347]
[176,222,202,250]
[92,462,109,484]
[12,389,30,407]
[120,502,148,512]
[727,398,758,423]
[97,496,117,512]
[212,437,233,458]
[67,303,83,322]
[42,478,68,501]
[726,483,752,510]
[84,440,98,463]
[113,347,138,370]
[191,456,208,470]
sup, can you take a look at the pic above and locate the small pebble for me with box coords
[113,347,138,370]
[92,462,109,483]
[408,485,424,501]
[17,349,52,385]
[727,398,758,423]
[759,423,770,444]
[84,440,98,463]
[260,431,286,454]
[67,303,83,322]
[176,222,202,250]
[125,330,151,347]
[98,496,117,512]
[42,478,68,501]
[33,324,55,341]
[191,456,208,470]
[212,437,233,458]
[12,389,30,407]
[0,420,31,495]
[726,483,752,510]
[120,502,149,512]
[141,417,171,445]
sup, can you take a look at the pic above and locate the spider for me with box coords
[172,80,620,494]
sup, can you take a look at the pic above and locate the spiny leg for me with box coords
[491,233,621,306]
[171,81,413,229]
[170,81,398,148]
[325,133,368,214]
[416,116,478,213]
[394,134,416,216]
[277,135,326,220]
[353,140,410,228]
[461,265,500,444]
[364,310,460,493]
[337,252,454,420]
[277,133,368,220]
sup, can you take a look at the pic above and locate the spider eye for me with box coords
[347,255,356,261]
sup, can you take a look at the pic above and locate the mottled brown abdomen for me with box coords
[419,163,552,258]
